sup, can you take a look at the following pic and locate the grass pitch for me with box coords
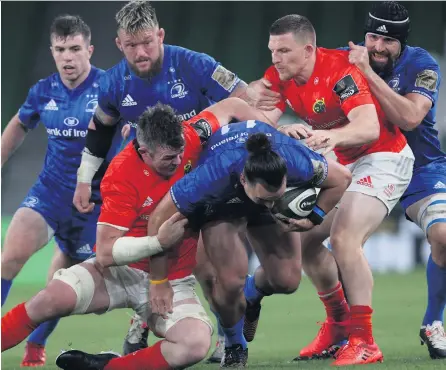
[2,270,445,369]
[1,218,445,369]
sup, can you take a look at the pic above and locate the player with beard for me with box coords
[72,0,275,357]
[2,97,270,370]
[247,14,415,365]
[1,15,105,367]
[294,1,446,362]
[345,1,445,360]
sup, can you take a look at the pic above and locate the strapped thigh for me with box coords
[416,194,446,235]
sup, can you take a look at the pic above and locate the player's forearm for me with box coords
[149,253,169,281]
[331,120,379,147]
[223,97,278,127]
[77,112,118,184]
[1,115,28,167]
[365,70,420,130]
[96,235,164,268]
[229,80,248,99]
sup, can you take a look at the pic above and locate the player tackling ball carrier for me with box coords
[127,119,352,367]
[1,97,269,370]
[248,14,415,366]
[72,2,275,356]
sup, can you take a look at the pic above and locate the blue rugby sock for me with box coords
[221,316,247,349]
[244,274,264,305]
[422,254,446,326]
[1,278,12,306]
[28,318,61,346]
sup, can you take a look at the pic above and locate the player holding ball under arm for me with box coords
[2,96,272,370]
[145,121,351,367]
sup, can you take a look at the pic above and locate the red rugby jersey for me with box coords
[265,48,406,164]
[97,111,220,279]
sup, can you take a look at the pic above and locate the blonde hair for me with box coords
[116,1,158,34]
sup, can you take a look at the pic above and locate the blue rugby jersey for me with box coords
[170,121,328,217]
[18,66,105,192]
[98,44,241,157]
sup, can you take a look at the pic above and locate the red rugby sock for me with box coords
[105,341,172,370]
[350,305,374,344]
[2,302,37,351]
[318,282,350,323]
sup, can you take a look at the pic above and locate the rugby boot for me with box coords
[56,350,120,370]
[207,335,225,363]
[21,342,46,367]
[295,319,349,360]
[220,344,248,368]
[244,300,261,342]
[420,321,446,359]
[122,314,149,355]
[331,336,383,366]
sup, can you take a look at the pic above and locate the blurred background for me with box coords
[1,1,446,277]
[1,3,446,369]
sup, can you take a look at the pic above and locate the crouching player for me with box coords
[2,97,269,370]
[136,121,352,367]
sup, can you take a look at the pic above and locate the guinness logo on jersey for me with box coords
[312,98,326,114]
[171,82,188,99]
[184,160,193,174]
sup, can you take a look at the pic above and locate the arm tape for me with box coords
[112,235,163,265]
[85,114,118,158]
[77,150,104,184]
[307,205,326,226]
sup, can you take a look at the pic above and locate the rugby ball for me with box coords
[272,187,317,220]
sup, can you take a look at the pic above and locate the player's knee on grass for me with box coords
[429,222,446,268]
[164,318,212,367]
[148,276,214,338]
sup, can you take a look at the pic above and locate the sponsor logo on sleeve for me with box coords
[333,74,359,103]
[211,65,239,91]
[415,70,438,92]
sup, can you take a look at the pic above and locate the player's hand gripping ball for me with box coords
[272,187,317,220]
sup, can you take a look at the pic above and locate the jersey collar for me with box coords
[57,65,98,95]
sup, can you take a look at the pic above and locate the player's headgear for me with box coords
[244,133,287,189]
[364,2,410,50]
